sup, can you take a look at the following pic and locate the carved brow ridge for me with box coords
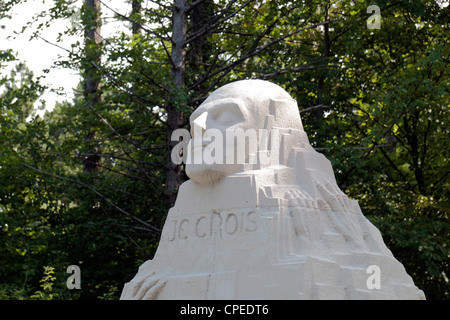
[190,99,246,123]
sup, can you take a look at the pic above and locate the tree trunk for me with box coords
[83,0,102,173]
[131,0,142,35]
[166,0,188,206]
[188,0,214,95]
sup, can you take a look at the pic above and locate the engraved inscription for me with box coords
[225,213,238,235]
[195,216,207,238]
[166,210,257,242]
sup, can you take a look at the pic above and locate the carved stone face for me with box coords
[185,80,301,184]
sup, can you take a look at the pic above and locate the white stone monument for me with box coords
[120,80,425,300]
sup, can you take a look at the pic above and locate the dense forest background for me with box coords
[0,0,448,300]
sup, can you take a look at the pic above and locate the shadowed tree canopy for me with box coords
[0,0,448,300]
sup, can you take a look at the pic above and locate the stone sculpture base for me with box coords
[121,80,424,300]
[122,156,425,299]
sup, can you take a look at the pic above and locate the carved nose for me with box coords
[192,112,207,138]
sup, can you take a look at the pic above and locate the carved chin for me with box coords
[186,167,226,185]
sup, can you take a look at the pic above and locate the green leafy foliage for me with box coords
[0,0,448,300]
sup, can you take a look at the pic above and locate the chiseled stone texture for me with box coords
[121,80,425,300]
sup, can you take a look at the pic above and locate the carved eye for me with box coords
[215,110,241,125]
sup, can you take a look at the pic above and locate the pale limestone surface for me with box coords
[120,80,425,300]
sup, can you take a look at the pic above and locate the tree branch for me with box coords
[200,20,336,94]
[187,0,207,13]
[378,146,416,193]
[299,104,328,114]
[261,61,338,80]
[314,143,395,152]
[100,0,170,40]
[184,0,250,46]
[22,163,161,234]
